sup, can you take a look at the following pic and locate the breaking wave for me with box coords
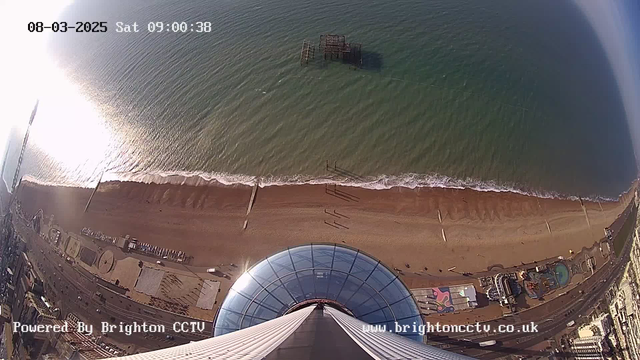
[83,170,625,202]
[21,175,92,189]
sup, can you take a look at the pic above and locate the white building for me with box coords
[606,209,640,360]
[577,313,611,338]
[571,336,610,360]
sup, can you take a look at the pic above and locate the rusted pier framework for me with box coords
[319,34,362,66]
[299,34,363,67]
[300,40,315,65]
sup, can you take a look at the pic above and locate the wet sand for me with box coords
[16,180,634,275]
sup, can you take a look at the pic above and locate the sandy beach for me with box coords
[15,180,634,278]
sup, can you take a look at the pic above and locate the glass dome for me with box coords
[214,244,424,341]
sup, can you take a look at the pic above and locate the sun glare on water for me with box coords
[28,62,116,175]
[1,0,117,180]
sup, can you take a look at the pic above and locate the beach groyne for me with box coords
[14,178,633,275]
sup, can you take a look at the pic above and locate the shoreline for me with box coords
[22,169,634,202]
[15,178,636,277]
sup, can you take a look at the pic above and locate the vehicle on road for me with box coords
[156,260,164,266]
[479,340,496,347]
[96,309,101,314]
[207,268,216,274]
[566,320,575,327]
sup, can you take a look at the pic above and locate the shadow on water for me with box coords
[314,57,329,70]
[310,50,383,71]
[360,50,383,71]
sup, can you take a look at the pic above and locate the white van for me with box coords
[479,340,496,347]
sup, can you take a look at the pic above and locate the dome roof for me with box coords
[214,244,424,341]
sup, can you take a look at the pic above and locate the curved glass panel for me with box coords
[214,244,424,341]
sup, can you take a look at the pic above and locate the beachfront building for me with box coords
[608,252,640,359]
[494,273,517,306]
[46,315,117,359]
[570,336,611,360]
[480,272,521,307]
[522,262,571,300]
[577,314,612,339]
[412,284,478,315]
[108,244,473,359]
[11,292,58,359]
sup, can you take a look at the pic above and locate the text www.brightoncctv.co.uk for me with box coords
[362,321,539,336]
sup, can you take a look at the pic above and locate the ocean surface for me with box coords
[3,0,637,199]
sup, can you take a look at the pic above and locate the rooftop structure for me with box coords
[577,314,611,338]
[214,244,424,341]
[522,262,571,299]
[48,317,117,359]
[0,303,11,322]
[412,284,478,314]
[571,336,610,359]
[608,243,640,360]
[480,272,521,306]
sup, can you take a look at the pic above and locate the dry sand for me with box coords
[16,180,634,277]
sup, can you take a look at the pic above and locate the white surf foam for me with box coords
[16,169,630,202]
[92,170,623,202]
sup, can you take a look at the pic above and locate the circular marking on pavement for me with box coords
[97,250,115,274]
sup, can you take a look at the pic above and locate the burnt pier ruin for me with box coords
[300,34,363,68]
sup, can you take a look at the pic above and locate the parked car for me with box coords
[479,340,496,347]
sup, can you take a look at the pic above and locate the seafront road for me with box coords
[15,219,213,354]
[428,203,636,358]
